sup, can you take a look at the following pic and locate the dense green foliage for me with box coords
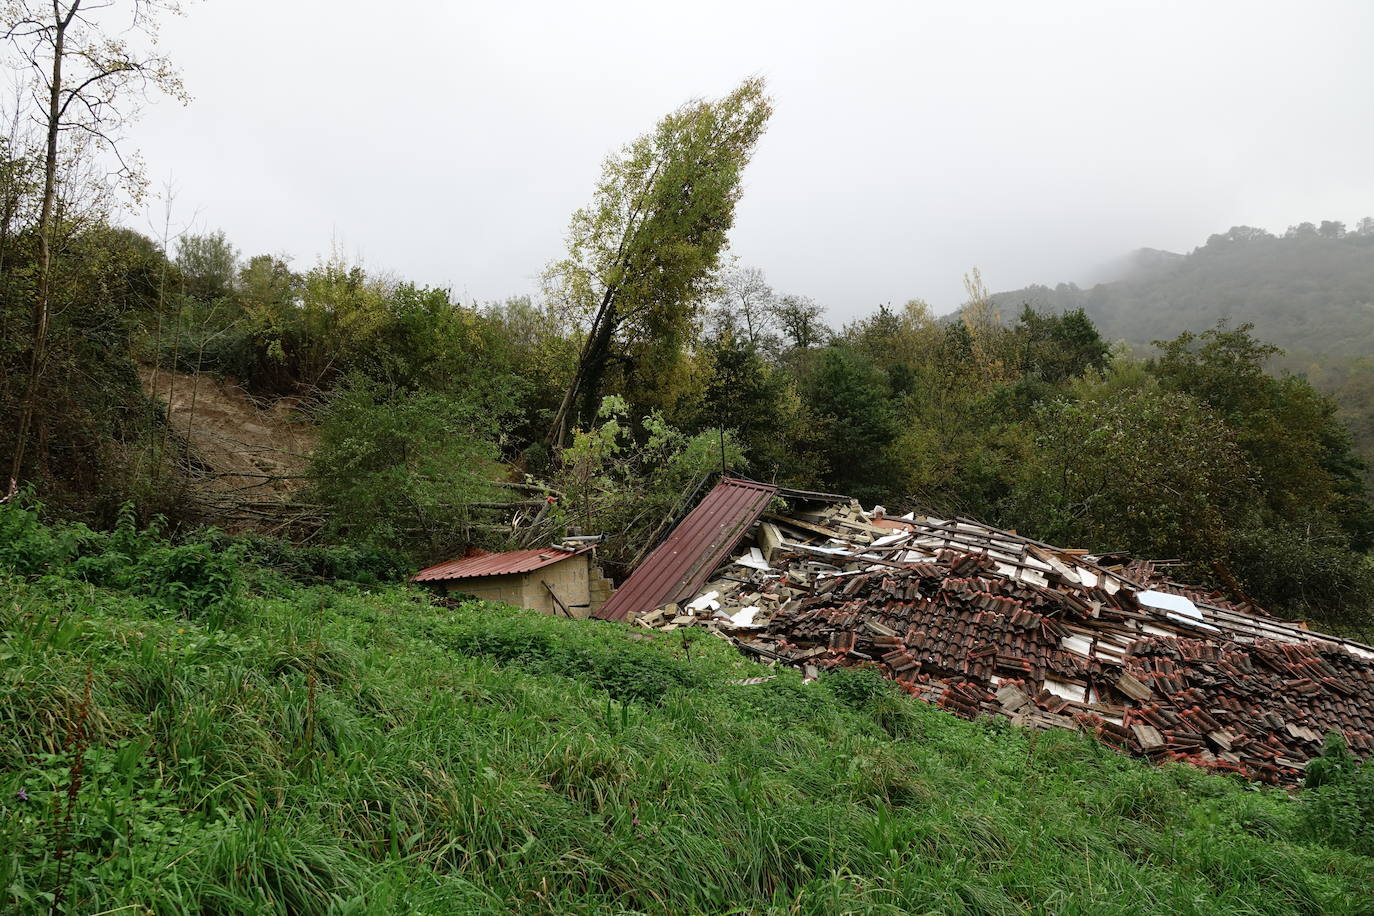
[1300,734,1374,858]
[0,211,182,521]
[2,505,1373,914]
[543,78,772,442]
[548,396,746,573]
[1,64,1370,629]
[2,190,1372,627]
[991,222,1374,483]
[992,222,1374,358]
[309,379,509,558]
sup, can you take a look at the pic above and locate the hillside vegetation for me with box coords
[992,221,1374,356]
[5,9,1374,912]
[990,221,1374,477]
[4,62,1373,632]
[2,501,1373,915]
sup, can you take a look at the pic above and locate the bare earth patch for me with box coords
[139,365,318,532]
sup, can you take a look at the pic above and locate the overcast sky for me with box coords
[125,0,1374,319]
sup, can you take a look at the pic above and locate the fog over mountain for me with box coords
[126,0,1374,317]
[990,220,1374,356]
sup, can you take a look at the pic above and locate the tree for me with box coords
[1011,388,1252,567]
[1284,222,1318,239]
[543,77,772,448]
[958,267,1015,384]
[0,82,38,279]
[775,293,829,350]
[309,377,508,558]
[1208,225,1274,244]
[803,346,898,502]
[699,332,801,479]
[2,0,187,494]
[547,394,746,569]
[709,264,777,350]
[1150,322,1374,548]
[1015,306,1110,384]
[176,229,238,301]
[1318,220,1347,240]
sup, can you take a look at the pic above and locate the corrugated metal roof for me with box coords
[411,545,591,583]
[594,477,777,621]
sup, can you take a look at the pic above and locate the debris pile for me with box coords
[628,490,1374,784]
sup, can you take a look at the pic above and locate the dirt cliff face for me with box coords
[140,365,317,532]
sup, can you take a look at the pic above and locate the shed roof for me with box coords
[411,545,591,583]
[593,477,777,621]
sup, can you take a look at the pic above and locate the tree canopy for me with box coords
[543,77,772,446]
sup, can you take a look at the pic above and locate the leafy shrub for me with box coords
[308,376,510,558]
[427,609,702,705]
[823,663,894,711]
[0,501,242,627]
[0,496,69,577]
[231,533,407,585]
[1297,733,1374,855]
[732,676,831,728]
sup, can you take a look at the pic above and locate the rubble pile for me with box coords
[631,495,1374,784]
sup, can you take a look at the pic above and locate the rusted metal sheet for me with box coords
[593,477,777,622]
[411,546,591,583]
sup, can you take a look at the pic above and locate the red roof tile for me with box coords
[411,546,591,583]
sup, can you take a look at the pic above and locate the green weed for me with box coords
[1,502,1372,914]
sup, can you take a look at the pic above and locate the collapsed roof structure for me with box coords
[600,478,1374,785]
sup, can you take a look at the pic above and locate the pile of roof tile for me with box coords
[632,494,1374,785]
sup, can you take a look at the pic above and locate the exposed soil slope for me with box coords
[139,365,317,530]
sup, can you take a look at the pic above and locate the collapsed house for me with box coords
[593,477,1374,785]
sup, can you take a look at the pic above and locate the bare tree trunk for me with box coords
[8,12,67,495]
[0,88,25,420]
[0,81,25,281]
[543,162,663,451]
[185,314,208,443]
[160,269,186,463]
[545,283,617,450]
[146,190,175,472]
[575,312,618,428]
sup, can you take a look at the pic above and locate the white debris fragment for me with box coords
[1043,678,1087,703]
[686,591,721,612]
[1061,634,1094,656]
[734,547,771,571]
[727,606,762,627]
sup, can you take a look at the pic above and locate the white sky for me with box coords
[124,0,1374,318]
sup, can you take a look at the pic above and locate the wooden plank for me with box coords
[1131,724,1165,750]
[763,512,862,544]
[541,579,574,618]
[1115,671,1155,702]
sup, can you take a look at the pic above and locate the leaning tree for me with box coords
[543,77,772,449]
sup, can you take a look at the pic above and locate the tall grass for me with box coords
[0,501,1372,914]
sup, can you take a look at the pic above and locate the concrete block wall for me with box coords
[589,564,615,617]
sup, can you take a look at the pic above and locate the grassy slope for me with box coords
[2,551,1373,915]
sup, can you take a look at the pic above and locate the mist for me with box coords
[126,0,1374,318]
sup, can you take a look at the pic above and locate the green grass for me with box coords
[1,507,1373,913]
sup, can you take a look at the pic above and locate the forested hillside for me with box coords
[3,137,1373,633]
[990,223,1374,478]
[992,221,1374,356]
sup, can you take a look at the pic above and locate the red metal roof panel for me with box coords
[411,545,591,582]
[593,477,777,622]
